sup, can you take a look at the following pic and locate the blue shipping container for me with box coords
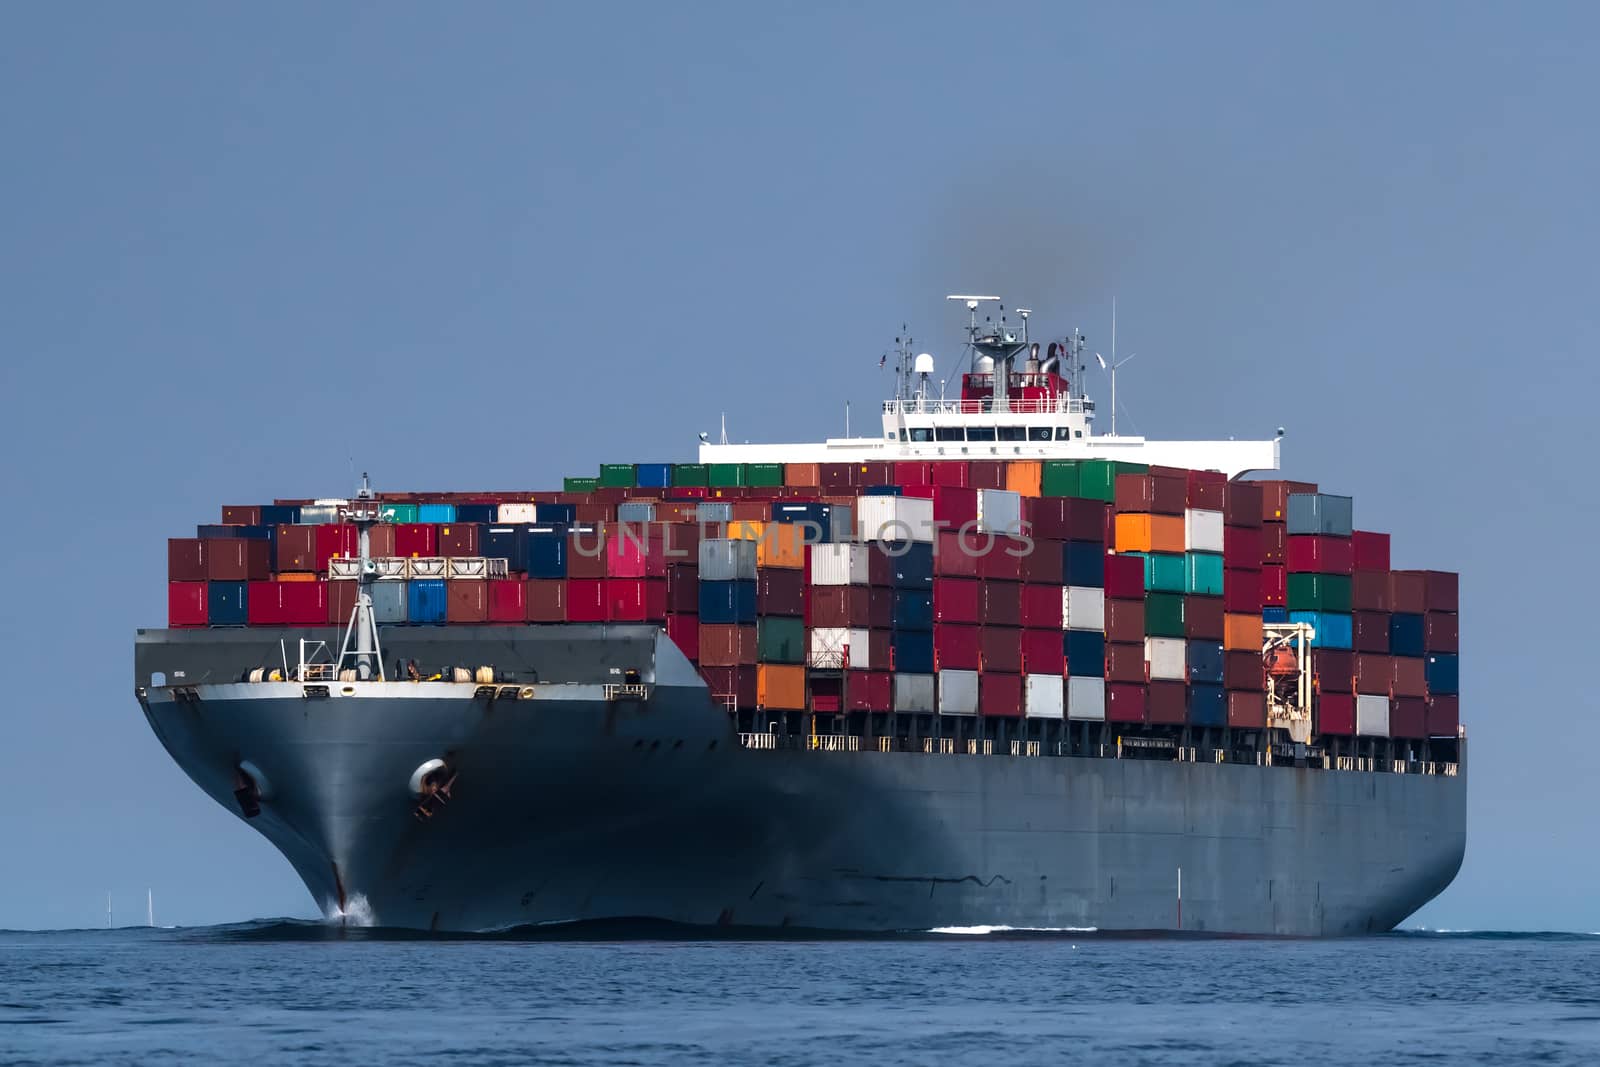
[197,524,273,540]
[1063,540,1106,587]
[1389,613,1425,657]
[455,504,495,524]
[482,527,528,573]
[207,581,248,625]
[408,579,448,624]
[699,580,757,624]
[371,581,408,624]
[259,504,299,526]
[1286,493,1354,537]
[526,528,568,578]
[1065,630,1105,677]
[535,503,577,525]
[1186,640,1225,684]
[1290,610,1353,649]
[861,484,903,496]
[888,542,934,588]
[418,503,456,524]
[1426,654,1459,695]
[1188,683,1227,727]
[892,590,934,631]
[635,463,673,489]
[1262,607,1289,624]
[892,629,935,674]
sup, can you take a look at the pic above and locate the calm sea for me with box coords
[3,924,1598,1065]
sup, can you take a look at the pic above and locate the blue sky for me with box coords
[2,2,1596,930]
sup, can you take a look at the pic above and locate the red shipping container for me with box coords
[1105,598,1146,643]
[1028,496,1107,542]
[1223,569,1262,613]
[1354,654,1391,695]
[927,461,969,487]
[1390,697,1427,739]
[366,524,397,558]
[567,529,609,579]
[527,580,567,622]
[246,580,281,625]
[1419,570,1459,612]
[447,581,489,623]
[317,524,359,568]
[277,580,328,625]
[846,670,892,712]
[438,523,480,558]
[935,624,982,670]
[272,526,316,572]
[1391,656,1427,698]
[1389,571,1426,614]
[168,581,208,627]
[606,578,648,621]
[701,665,756,709]
[933,578,981,624]
[1021,629,1065,675]
[1318,691,1355,735]
[979,627,1022,673]
[221,505,261,526]
[978,672,1023,717]
[1351,531,1391,571]
[566,578,606,622]
[646,523,701,576]
[1426,694,1459,738]
[981,582,1022,627]
[1286,535,1353,575]
[811,587,867,627]
[1261,521,1286,564]
[1019,537,1064,584]
[1019,584,1061,628]
[818,463,854,491]
[967,461,1007,490]
[1106,642,1146,684]
[1184,596,1225,640]
[1351,570,1393,612]
[672,487,711,500]
[1222,526,1264,571]
[1353,611,1390,653]
[207,538,270,581]
[1222,481,1263,528]
[603,529,647,578]
[488,579,527,622]
[858,460,893,485]
[328,579,358,625]
[1424,612,1458,653]
[645,578,667,621]
[1104,554,1145,599]
[894,460,933,486]
[867,587,894,630]
[757,568,805,616]
[976,540,1025,582]
[394,523,439,558]
[666,565,699,614]
[1259,480,1319,523]
[1224,651,1261,691]
[168,539,207,582]
[729,501,769,523]
[700,624,757,667]
[1147,680,1186,725]
[1261,565,1286,607]
[934,529,982,577]
[1105,682,1147,724]
[666,614,700,660]
[1228,691,1266,729]
[1187,470,1226,511]
[1114,473,1154,513]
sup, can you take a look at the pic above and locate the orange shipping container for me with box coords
[727,520,765,542]
[785,463,821,487]
[276,571,318,582]
[1223,612,1263,651]
[757,663,807,709]
[1114,513,1186,554]
[757,522,806,569]
[1005,461,1042,498]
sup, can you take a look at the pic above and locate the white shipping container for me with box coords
[1067,676,1106,721]
[698,539,758,581]
[1184,508,1225,553]
[810,627,872,670]
[617,502,656,522]
[976,488,1024,535]
[497,503,538,524]
[408,557,447,578]
[810,543,872,586]
[1025,674,1065,719]
[894,673,936,712]
[696,502,734,524]
[856,496,936,543]
[938,669,979,715]
[1062,586,1106,632]
[298,504,342,524]
[1356,694,1390,738]
[1146,637,1186,681]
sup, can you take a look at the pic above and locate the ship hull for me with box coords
[135,625,1466,935]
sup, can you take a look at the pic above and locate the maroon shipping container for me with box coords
[1259,480,1319,523]
[933,578,981,624]
[1286,535,1353,575]
[317,523,358,568]
[488,579,526,622]
[1319,650,1355,694]
[221,505,261,526]
[1224,651,1262,691]
[605,578,650,621]
[168,581,208,627]
[1222,481,1263,528]
[645,523,701,576]
[1318,691,1355,735]
[447,581,489,623]
[894,460,933,486]
[1105,598,1146,643]
[1418,570,1460,612]
[935,624,982,670]
[1261,521,1286,564]
[1104,554,1145,600]
[566,578,605,622]
[366,523,397,558]
[1222,526,1264,571]
[819,463,855,491]
[168,539,207,582]
[700,624,757,667]
[1261,565,1286,607]
[1426,694,1459,738]
[967,461,1007,490]
[666,614,699,660]
[1019,584,1062,628]
[394,523,439,559]
[328,579,358,625]
[1351,531,1391,571]
[978,627,1022,673]
[934,530,982,577]
[929,461,970,488]
[701,665,756,708]
[1021,629,1065,675]
[1351,570,1393,612]
[1147,680,1186,725]
[729,501,769,523]
[1353,611,1390,653]
[1389,571,1426,614]
[978,672,1023,717]
[1105,682,1147,724]
[980,582,1022,627]
[1106,642,1146,684]
[567,531,609,579]
[756,568,804,616]
[1149,474,1188,515]
[1228,691,1267,729]
[863,587,890,630]
[1184,596,1225,640]
[1391,656,1427,698]
[207,538,270,581]
[1354,653,1391,695]
[1223,569,1263,614]
[1187,470,1226,511]
[976,539,1026,582]
[666,565,699,614]
[273,525,317,572]
[812,587,869,628]
[1018,538,1064,584]
[1424,612,1459,653]
[1114,474,1152,513]
[846,670,892,712]
[1390,697,1427,739]
[1028,496,1107,543]
[858,460,893,486]
[438,523,480,558]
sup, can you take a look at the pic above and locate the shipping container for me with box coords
[1260,565,1286,606]
[1391,655,1427,698]
[980,581,1022,628]
[565,578,606,623]
[1426,694,1459,738]
[1147,680,1186,725]
[1224,612,1263,652]
[220,505,261,526]
[1289,610,1353,649]
[1222,526,1264,572]
[809,543,869,586]
[699,580,757,624]
[1425,654,1459,695]
[1318,691,1355,735]
[1223,650,1261,691]
[446,580,489,623]
[1286,535,1353,575]
[1024,673,1064,718]
[1286,573,1353,613]
[485,579,526,623]
[967,461,1008,491]
[1106,682,1147,724]
[700,623,757,667]
[1105,598,1146,643]
[975,488,1024,535]
[1389,613,1425,657]
[938,669,979,715]
[701,665,757,709]
[1186,640,1225,685]
[1144,552,1186,593]
[1145,592,1185,638]
[890,628,936,674]
[1103,554,1144,599]
[1261,522,1286,564]
[1067,675,1106,721]
[973,537,1024,582]
[205,580,247,626]
[1356,694,1390,737]
[1223,568,1262,614]
[367,580,408,624]
[598,464,637,489]
[481,527,528,573]
[1114,513,1186,554]
[1006,461,1043,499]
[1061,585,1104,632]
[1184,509,1225,553]
[1227,691,1267,729]
[1287,493,1354,536]
[1106,641,1147,683]
[979,672,1023,718]
[407,579,447,624]
[980,627,1022,673]
[168,581,208,627]
[1350,569,1391,612]
[1351,531,1391,571]
[1188,683,1226,727]
[1040,460,1079,498]
[207,538,271,581]
[1352,611,1390,653]
[636,463,673,489]
[1184,596,1225,640]
[436,523,480,559]
[756,664,806,709]
[168,539,207,582]
[893,672,936,712]
[1222,481,1263,528]
[379,503,418,524]
[1390,697,1426,740]
[857,496,936,543]
[1021,629,1066,675]
[526,579,567,622]
[1185,552,1224,595]
[1424,611,1459,653]
[1028,495,1107,542]
[699,539,758,582]
[1065,630,1105,677]
[1415,570,1460,612]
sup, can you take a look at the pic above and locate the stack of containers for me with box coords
[1018,500,1066,723]
[739,521,806,714]
[855,493,933,718]
[1284,491,1357,737]
[698,534,758,706]
[1181,470,1229,730]
[1222,480,1265,727]
[1348,530,1393,740]
[1418,570,1460,740]
[1115,468,1189,726]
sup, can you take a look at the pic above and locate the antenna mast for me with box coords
[334,473,385,681]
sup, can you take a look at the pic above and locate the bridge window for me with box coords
[909,427,932,442]
[967,427,996,442]
[997,426,1025,442]
[1029,427,1053,441]
[935,426,964,442]
[1055,428,1072,440]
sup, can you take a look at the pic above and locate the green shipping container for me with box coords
[757,616,806,664]
[1186,551,1225,596]
[1145,592,1186,637]
[708,463,746,488]
[671,463,710,488]
[1145,552,1187,593]
[1077,460,1148,502]
[1040,460,1081,498]
[598,464,636,488]
[1287,573,1353,613]
[378,503,418,524]
[563,476,599,493]
[746,463,785,488]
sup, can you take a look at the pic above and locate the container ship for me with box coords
[136,297,1465,935]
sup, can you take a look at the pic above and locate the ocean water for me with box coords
[3,924,1599,1065]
